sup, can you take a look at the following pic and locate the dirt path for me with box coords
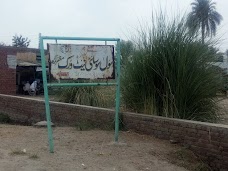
[0,124,194,171]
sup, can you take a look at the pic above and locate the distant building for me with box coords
[0,46,48,95]
[213,54,228,74]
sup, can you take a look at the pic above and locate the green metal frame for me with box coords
[40,35,121,153]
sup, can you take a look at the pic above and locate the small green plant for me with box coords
[29,154,39,159]
[0,113,11,123]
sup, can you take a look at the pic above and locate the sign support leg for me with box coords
[40,37,54,153]
[115,40,121,142]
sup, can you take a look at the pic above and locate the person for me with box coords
[23,81,30,92]
[30,81,37,92]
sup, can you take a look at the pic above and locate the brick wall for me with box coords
[0,48,16,94]
[0,94,228,170]
[123,113,228,170]
[0,94,114,128]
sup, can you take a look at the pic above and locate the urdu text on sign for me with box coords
[48,44,115,80]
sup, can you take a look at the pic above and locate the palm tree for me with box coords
[187,0,223,43]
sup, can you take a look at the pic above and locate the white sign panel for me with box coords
[48,44,115,80]
[7,55,17,69]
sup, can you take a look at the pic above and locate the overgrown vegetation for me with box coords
[58,83,115,108]
[121,15,221,122]
[56,12,223,123]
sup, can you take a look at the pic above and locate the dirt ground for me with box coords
[0,124,205,171]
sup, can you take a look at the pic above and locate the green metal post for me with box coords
[39,35,121,148]
[41,36,119,41]
[40,36,54,153]
[114,40,121,142]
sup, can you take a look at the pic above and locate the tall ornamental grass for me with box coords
[121,16,221,122]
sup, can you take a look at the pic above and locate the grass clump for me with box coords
[10,149,39,160]
[10,149,26,156]
[121,14,221,122]
[0,113,11,123]
[29,154,39,159]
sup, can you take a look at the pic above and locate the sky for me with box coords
[1,0,228,51]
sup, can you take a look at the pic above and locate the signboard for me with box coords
[48,44,115,80]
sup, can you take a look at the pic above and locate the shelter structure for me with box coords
[0,46,48,95]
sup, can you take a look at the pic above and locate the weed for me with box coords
[29,154,39,159]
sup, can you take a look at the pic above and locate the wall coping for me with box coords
[123,111,228,129]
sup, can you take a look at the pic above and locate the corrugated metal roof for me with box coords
[17,61,41,67]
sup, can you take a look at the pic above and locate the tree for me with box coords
[0,42,6,46]
[12,34,30,48]
[187,0,223,44]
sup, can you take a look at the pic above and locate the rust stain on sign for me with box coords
[48,44,115,80]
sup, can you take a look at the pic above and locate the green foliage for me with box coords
[12,34,30,48]
[120,40,135,67]
[187,0,223,43]
[121,15,221,122]
[0,113,11,123]
[208,47,224,62]
[58,83,115,108]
